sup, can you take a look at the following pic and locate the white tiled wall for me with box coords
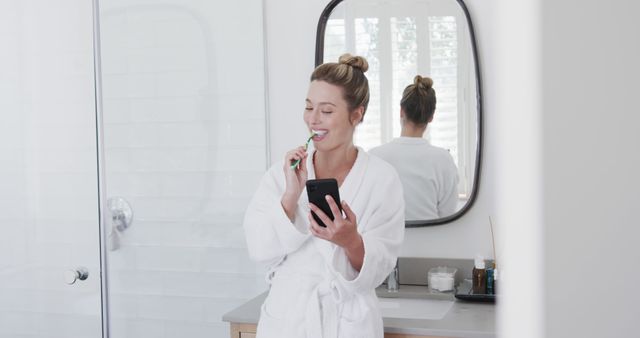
[99,1,268,337]
[0,1,103,337]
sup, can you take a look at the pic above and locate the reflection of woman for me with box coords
[243,54,404,338]
[369,75,459,220]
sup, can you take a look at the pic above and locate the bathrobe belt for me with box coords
[267,267,349,338]
[306,277,348,338]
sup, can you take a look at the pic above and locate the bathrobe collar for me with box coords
[306,146,368,206]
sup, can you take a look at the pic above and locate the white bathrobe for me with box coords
[369,137,459,220]
[243,148,405,338]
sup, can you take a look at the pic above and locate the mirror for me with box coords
[316,0,482,227]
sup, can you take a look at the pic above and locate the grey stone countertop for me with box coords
[222,289,495,338]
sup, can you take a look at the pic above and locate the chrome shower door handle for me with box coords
[64,267,89,285]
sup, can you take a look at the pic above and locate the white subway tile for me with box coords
[108,270,164,296]
[201,248,259,274]
[33,313,101,337]
[31,243,72,269]
[99,10,128,49]
[0,311,37,335]
[0,289,36,312]
[129,97,200,123]
[31,194,98,221]
[104,173,133,196]
[104,148,132,173]
[108,294,139,319]
[215,94,267,122]
[102,74,130,99]
[0,198,29,220]
[159,173,208,197]
[161,271,208,297]
[126,73,157,99]
[124,16,157,50]
[135,246,203,272]
[127,123,210,147]
[199,273,267,299]
[31,149,97,173]
[104,124,133,148]
[35,173,97,198]
[110,318,165,338]
[101,47,129,75]
[206,147,265,172]
[155,71,206,97]
[128,196,202,220]
[137,294,205,321]
[128,172,164,196]
[103,99,132,124]
[154,16,203,50]
[106,245,138,270]
[123,220,213,247]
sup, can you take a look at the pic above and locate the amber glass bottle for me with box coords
[472,255,486,294]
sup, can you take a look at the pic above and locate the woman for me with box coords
[243,54,405,338]
[369,75,459,220]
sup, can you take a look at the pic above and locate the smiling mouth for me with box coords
[312,129,328,136]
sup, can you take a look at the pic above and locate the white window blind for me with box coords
[325,8,472,197]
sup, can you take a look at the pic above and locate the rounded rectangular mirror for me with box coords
[316,0,482,227]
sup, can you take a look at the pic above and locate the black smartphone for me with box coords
[306,178,342,227]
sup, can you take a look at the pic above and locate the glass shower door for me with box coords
[0,1,104,338]
[97,1,268,337]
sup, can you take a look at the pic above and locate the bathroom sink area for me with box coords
[378,297,455,320]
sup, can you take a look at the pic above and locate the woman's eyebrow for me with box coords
[305,99,336,107]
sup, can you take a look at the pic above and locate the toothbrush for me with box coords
[290,131,316,169]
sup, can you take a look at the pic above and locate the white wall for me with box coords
[490,0,640,337]
[264,0,496,260]
[540,1,640,337]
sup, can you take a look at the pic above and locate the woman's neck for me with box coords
[401,121,427,137]
[313,144,358,185]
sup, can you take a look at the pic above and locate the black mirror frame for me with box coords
[315,0,482,227]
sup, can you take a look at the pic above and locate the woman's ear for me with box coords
[351,106,365,125]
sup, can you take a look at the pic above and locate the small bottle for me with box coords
[472,255,486,294]
[486,265,494,295]
[493,268,499,295]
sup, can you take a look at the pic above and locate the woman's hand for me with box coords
[281,146,309,221]
[309,196,365,271]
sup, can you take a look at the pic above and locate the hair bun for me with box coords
[414,75,433,90]
[338,53,369,73]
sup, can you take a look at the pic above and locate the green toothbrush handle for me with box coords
[290,158,302,169]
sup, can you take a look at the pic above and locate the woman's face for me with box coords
[304,80,361,152]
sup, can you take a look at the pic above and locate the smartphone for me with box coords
[306,178,342,227]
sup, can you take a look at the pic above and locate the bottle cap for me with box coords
[474,255,485,269]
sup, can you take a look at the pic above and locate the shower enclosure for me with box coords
[0,0,268,337]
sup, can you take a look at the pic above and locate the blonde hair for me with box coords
[400,75,436,125]
[310,53,370,122]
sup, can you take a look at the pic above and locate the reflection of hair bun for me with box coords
[413,75,433,90]
[414,75,433,90]
[339,53,369,73]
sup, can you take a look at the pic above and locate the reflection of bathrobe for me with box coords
[243,148,405,338]
[369,137,459,220]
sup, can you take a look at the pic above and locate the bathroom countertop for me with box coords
[222,290,495,338]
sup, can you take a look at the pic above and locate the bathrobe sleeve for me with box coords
[243,162,310,263]
[437,153,460,218]
[328,162,405,297]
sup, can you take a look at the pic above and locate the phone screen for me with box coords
[306,178,342,227]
